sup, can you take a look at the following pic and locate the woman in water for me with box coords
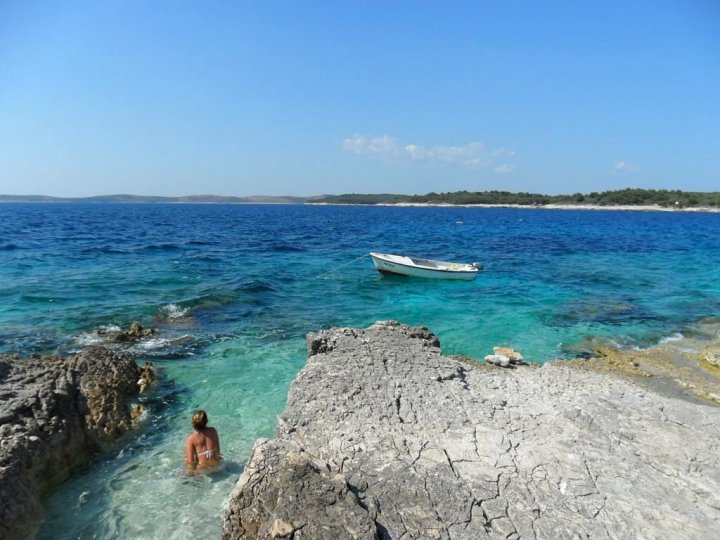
[185,410,221,471]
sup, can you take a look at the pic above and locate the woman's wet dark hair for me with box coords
[192,410,208,431]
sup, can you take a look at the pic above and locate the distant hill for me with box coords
[0,194,313,204]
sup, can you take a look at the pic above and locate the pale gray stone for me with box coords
[485,354,511,367]
[223,321,720,539]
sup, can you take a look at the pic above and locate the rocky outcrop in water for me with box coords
[222,321,720,539]
[96,321,157,343]
[0,347,153,540]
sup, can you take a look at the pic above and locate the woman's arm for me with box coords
[185,436,196,468]
[212,427,221,454]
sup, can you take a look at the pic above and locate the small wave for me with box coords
[187,254,223,263]
[184,292,237,310]
[73,333,106,347]
[129,334,201,358]
[134,337,180,351]
[80,246,127,255]
[158,303,192,320]
[659,333,684,344]
[186,240,216,246]
[139,243,181,252]
[256,330,293,341]
[1,243,21,250]
[269,244,305,252]
[240,280,276,294]
[70,325,124,349]
[93,324,123,337]
[101,324,122,332]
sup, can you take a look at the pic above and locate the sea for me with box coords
[1,202,719,538]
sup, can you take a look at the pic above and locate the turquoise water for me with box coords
[1,203,719,538]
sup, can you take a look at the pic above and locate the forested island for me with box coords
[310,188,720,207]
[2,189,719,208]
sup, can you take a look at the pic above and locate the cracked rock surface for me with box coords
[222,321,720,539]
[0,347,151,540]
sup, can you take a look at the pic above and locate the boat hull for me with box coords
[369,252,478,281]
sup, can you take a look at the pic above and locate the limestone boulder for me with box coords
[223,321,720,539]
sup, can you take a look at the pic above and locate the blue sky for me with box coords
[1,1,718,197]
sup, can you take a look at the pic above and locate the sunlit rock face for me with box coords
[223,321,720,540]
[0,347,151,540]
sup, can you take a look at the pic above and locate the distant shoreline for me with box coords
[2,197,719,213]
[0,200,295,205]
[0,195,310,204]
[308,201,720,213]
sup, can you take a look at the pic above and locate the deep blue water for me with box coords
[1,203,719,538]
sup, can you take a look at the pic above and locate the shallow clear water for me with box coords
[1,203,719,538]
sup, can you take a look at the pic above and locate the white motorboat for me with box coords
[369,252,481,281]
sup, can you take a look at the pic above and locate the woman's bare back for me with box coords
[186,426,220,470]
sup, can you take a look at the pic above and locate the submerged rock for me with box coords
[113,321,156,342]
[573,337,720,405]
[702,345,720,370]
[0,347,152,540]
[223,321,720,539]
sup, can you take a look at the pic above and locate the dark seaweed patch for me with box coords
[544,298,659,327]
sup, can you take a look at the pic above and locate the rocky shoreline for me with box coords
[3,321,718,539]
[0,347,153,540]
[222,321,720,539]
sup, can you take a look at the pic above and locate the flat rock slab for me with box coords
[223,321,720,539]
[0,347,151,540]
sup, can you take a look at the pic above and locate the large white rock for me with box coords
[223,321,720,540]
[485,354,511,367]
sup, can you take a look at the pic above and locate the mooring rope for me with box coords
[315,253,370,279]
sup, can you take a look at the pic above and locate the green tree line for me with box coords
[313,189,720,207]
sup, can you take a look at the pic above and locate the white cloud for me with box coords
[344,134,514,172]
[612,160,640,174]
[494,164,515,174]
[343,135,398,155]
